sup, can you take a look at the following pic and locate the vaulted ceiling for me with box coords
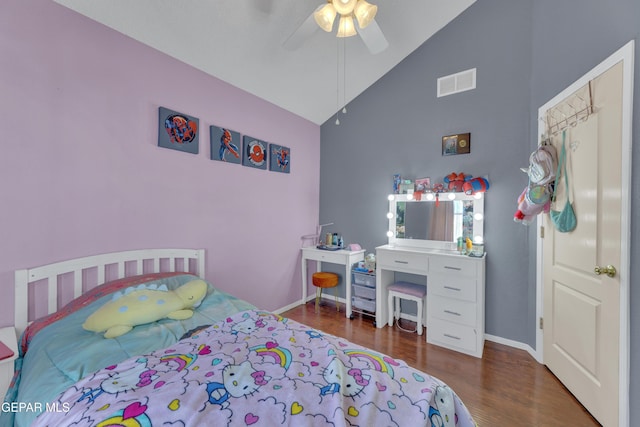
[54,0,476,125]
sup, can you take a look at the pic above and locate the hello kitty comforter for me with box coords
[33,310,475,427]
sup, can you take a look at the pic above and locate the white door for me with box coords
[539,42,633,427]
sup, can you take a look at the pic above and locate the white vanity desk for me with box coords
[378,192,486,358]
[375,245,485,357]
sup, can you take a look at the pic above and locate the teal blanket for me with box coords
[1,273,254,427]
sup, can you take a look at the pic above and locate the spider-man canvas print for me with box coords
[242,136,268,170]
[269,144,290,173]
[158,107,199,154]
[210,126,241,164]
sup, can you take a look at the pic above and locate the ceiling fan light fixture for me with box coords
[336,15,357,37]
[332,0,358,15]
[354,0,377,29]
[314,3,337,32]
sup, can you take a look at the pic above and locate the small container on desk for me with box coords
[351,268,377,325]
[0,326,18,399]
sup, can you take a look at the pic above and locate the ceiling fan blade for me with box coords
[357,19,388,54]
[282,6,322,51]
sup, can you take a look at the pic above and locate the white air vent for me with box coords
[437,68,477,97]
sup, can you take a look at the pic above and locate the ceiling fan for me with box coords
[283,0,389,54]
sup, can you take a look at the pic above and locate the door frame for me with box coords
[535,40,634,427]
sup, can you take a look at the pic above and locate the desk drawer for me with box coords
[429,274,476,302]
[377,250,428,274]
[310,251,346,264]
[430,256,476,277]
[428,317,477,355]
[428,294,476,326]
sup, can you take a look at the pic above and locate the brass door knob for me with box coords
[594,265,617,278]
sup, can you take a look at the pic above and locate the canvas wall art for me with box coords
[442,133,470,156]
[158,107,199,154]
[242,136,267,170]
[210,126,241,164]
[269,144,291,173]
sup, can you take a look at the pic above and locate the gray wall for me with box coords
[320,0,533,341]
[319,0,639,421]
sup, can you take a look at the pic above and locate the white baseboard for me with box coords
[484,333,540,362]
[276,299,542,364]
[273,295,316,315]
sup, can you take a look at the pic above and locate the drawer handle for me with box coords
[444,334,461,340]
[394,260,409,264]
[444,310,461,316]
[444,266,462,271]
[443,285,461,292]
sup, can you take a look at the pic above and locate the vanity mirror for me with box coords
[386,193,484,250]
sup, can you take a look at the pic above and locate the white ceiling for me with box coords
[54,0,475,125]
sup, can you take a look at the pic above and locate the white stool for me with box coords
[387,281,427,335]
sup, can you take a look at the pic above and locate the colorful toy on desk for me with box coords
[444,172,472,192]
[463,177,490,195]
[393,174,401,193]
[355,260,373,273]
[432,183,445,193]
[430,183,446,206]
[364,253,376,271]
[466,237,473,252]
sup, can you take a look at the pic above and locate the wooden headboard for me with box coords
[14,248,205,336]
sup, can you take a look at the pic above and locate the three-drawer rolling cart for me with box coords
[350,269,377,325]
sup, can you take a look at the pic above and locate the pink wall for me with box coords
[0,0,320,327]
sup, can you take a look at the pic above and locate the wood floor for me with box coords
[281,301,600,426]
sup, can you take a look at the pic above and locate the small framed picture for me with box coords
[269,144,291,173]
[158,107,199,154]
[242,136,268,170]
[415,177,431,192]
[210,126,241,164]
[442,133,470,156]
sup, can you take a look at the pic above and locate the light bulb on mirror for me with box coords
[386,230,394,238]
[425,193,435,201]
[387,194,395,201]
[474,213,484,221]
[447,193,456,200]
[386,212,393,219]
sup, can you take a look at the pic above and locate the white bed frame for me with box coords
[14,249,205,337]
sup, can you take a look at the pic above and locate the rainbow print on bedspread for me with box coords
[33,310,476,427]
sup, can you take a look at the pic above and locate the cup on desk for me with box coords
[471,243,484,257]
